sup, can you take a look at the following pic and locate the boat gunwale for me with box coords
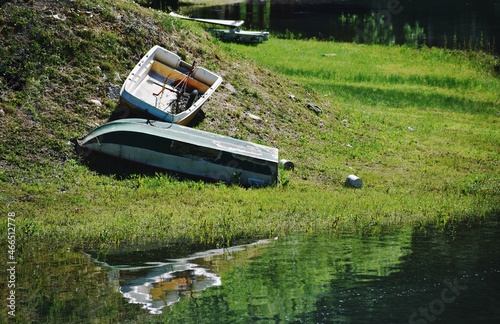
[78,119,279,163]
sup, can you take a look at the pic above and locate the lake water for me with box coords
[171,0,500,53]
[10,216,500,323]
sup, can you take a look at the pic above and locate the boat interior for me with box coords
[127,55,212,114]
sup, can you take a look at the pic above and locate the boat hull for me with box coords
[77,119,278,186]
[210,29,270,44]
[169,12,244,28]
[120,46,222,125]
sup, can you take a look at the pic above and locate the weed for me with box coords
[404,21,426,48]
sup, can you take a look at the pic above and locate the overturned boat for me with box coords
[210,29,270,44]
[120,45,223,125]
[169,12,269,44]
[77,119,278,186]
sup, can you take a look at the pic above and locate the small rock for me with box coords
[52,14,66,21]
[114,72,122,82]
[225,83,237,94]
[306,100,322,114]
[247,113,262,122]
[107,84,121,100]
[87,122,100,128]
[90,99,102,106]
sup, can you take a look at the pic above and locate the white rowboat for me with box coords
[169,12,244,28]
[120,45,223,125]
[170,12,269,44]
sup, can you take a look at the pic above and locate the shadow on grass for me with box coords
[312,81,496,114]
[75,104,208,181]
[78,148,224,186]
[107,103,207,126]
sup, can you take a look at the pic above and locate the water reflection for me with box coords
[118,265,220,314]
[91,228,416,320]
[203,228,415,323]
[172,0,499,53]
[13,219,499,322]
[92,239,273,314]
[92,219,498,323]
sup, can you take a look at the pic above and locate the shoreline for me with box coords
[0,0,498,252]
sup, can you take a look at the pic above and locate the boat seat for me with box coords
[156,50,181,69]
[150,61,210,93]
[193,67,219,86]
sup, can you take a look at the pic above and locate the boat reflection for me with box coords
[120,263,221,314]
[94,239,273,314]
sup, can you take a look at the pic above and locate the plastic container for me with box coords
[279,159,295,170]
[345,174,363,188]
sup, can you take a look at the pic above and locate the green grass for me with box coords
[229,42,498,111]
[223,39,499,180]
[0,0,498,252]
[3,130,497,251]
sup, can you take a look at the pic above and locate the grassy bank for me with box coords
[0,0,498,252]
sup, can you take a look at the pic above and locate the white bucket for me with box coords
[345,174,363,188]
